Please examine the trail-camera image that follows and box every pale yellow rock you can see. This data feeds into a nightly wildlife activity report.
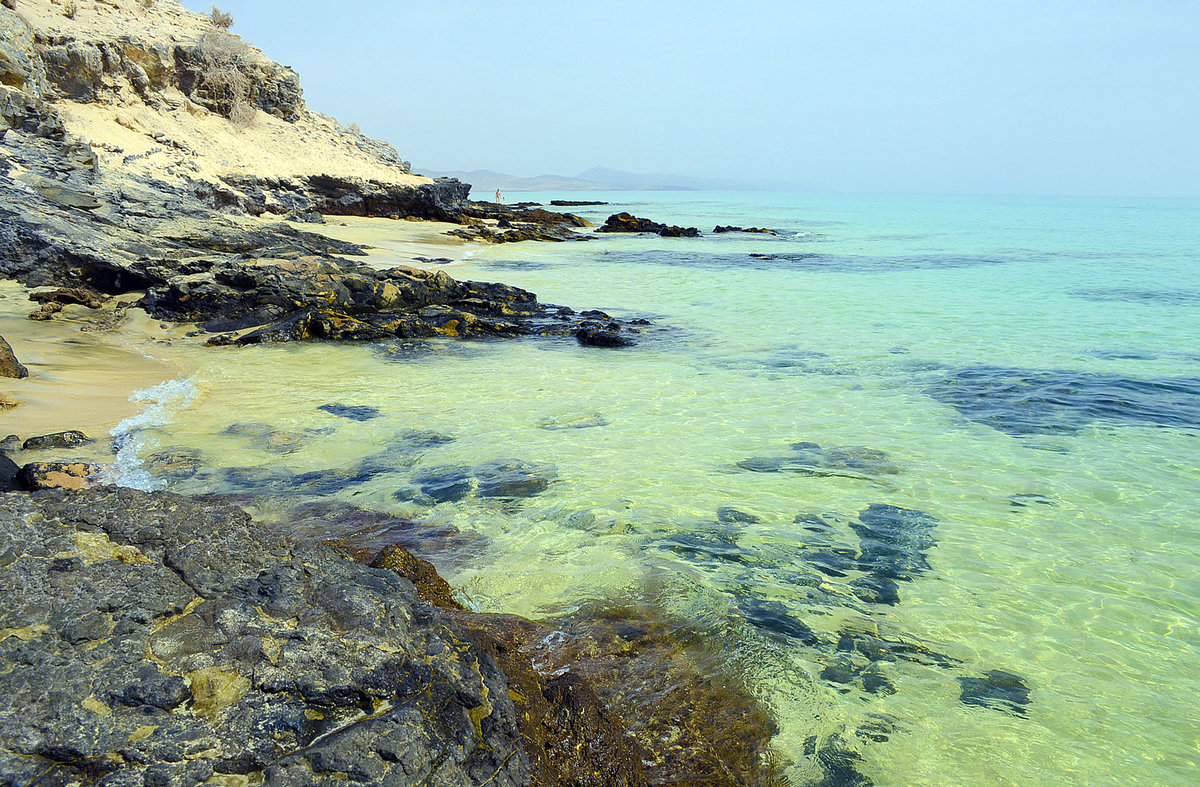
[82,695,112,715]
[0,624,49,642]
[187,667,250,718]
[60,530,153,564]
[127,725,158,742]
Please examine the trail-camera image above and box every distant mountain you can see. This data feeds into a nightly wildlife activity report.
[415,166,815,195]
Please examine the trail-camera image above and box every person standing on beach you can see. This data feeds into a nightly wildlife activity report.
[495,188,504,203]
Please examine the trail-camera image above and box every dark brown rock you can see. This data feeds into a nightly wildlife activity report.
[596,213,698,238]
[28,285,106,309]
[713,225,778,235]
[371,544,463,611]
[0,334,27,378]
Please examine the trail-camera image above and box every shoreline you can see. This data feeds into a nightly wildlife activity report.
[0,1,782,783]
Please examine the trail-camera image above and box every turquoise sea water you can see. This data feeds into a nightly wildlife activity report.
[122,192,1200,785]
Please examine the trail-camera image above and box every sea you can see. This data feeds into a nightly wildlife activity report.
[111,191,1200,785]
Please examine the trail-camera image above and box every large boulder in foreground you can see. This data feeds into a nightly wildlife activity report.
[0,487,531,786]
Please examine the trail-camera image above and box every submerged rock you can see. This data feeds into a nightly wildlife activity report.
[317,403,382,421]
[958,670,1031,716]
[737,441,901,481]
[928,366,1200,435]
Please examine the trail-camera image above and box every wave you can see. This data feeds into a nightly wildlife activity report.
[105,378,200,491]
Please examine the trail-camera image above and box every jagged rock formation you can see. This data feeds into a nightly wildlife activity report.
[0,487,533,786]
[0,487,780,786]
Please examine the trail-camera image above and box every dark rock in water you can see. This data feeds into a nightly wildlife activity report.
[958,670,1031,716]
[848,574,901,605]
[712,225,778,235]
[0,334,29,378]
[412,466,477,503]
[928,366,1200,435]
[17,462,101,490]
[812,734,874,787]
[508,601,781,785]
[475,459,556,498]
[537,412,609,430]
[835,626,960,670]
[318,403,381,421]
[0,488,532,786]
[143,449,203,480]
[281,500,486,567]
[1009,493,1054,508]
[550,200,609,206]
[851,503,938,581]
[223,422,313,453]
[595,212,699,238]
[413,256,453,263]
[855,714,899,744]
[576,321,636,347]
[794,513,859,578]
[737,442,900,480]
[738,597,819,645]
[0,435,20,451]
[22,430,94,450]
[659,529,746,566]
[717,506,760,524]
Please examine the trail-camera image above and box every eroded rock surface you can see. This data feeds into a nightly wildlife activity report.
[0,487,532,786]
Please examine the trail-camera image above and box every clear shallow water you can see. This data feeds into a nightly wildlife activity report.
[120,193,1200,785]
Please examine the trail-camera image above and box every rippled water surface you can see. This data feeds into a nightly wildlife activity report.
[122,193,1200,785]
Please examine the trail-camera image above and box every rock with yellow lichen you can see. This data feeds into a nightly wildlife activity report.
[0,487,532,786]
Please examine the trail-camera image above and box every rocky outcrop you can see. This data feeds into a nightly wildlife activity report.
[596,212,699,238]
[0,487,534,786]
[214,174,471,221]
[0,487,779,786]
[0,333,27,378]
[713,225,777,235]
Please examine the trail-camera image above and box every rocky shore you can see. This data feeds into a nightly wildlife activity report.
[0,1,779,784]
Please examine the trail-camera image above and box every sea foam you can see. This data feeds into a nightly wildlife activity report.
[106,378,200,491]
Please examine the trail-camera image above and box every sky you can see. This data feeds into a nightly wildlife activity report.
[183,1,1200,197]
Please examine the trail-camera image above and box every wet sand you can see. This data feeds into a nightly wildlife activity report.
[0,282,200,452]
[311,215,483,269]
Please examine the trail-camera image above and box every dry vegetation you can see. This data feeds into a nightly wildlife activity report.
[210,4,232,29]
[196,30,255,127]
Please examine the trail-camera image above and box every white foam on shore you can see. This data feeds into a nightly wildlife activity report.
[105,377,200,491]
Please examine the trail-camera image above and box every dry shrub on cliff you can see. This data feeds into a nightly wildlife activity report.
[196,31,255,127]
[210,5,233,29]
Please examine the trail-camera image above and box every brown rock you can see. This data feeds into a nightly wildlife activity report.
[0,393,19,409]
[0,335,27,379]
[29,286,107,309]
[370,544,463,610]
[17,461,102,490]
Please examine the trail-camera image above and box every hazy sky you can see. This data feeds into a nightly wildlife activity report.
[183,1,1199,197]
